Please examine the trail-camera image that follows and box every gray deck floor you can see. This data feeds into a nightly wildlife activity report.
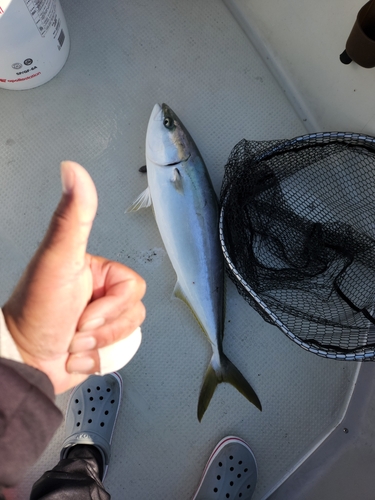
[1,0,359,498]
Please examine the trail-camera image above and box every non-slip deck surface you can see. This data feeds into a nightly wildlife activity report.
[1,1,358,498]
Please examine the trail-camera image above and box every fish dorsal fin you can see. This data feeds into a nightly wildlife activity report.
[125,187,152,213]
[171,168,183,193]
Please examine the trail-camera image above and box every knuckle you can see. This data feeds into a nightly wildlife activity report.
[96,301,146,349]
[129,274,147,296]
[138,301,146,323]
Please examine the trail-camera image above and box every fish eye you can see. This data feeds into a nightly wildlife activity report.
[163,116,174,129]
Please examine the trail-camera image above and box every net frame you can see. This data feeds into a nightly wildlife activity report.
[219,132,375,361]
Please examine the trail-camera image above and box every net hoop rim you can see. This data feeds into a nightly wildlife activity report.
[219,131,375,361]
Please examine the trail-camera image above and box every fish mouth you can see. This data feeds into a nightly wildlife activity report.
[151,103,163,121]
[166,153,191,166]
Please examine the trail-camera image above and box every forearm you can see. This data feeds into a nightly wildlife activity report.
[0,314,63,489]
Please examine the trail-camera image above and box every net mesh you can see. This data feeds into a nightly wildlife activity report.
[219,133,375,360]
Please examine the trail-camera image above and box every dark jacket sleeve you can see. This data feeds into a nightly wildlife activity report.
[0,358,63,489]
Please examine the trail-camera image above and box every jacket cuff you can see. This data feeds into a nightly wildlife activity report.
[0,358,63,488]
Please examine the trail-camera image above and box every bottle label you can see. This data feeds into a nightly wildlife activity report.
[23,0,57,37]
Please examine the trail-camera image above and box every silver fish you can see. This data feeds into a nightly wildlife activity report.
[127,103,261,420]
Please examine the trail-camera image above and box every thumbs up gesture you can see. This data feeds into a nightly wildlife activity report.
[2,161,146,394]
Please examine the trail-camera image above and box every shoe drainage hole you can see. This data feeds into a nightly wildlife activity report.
[247,485,251,489]
[239,494,242,498]
[78,410,82,415]
[217,475,221,480]
[76,422,80,427]
[237,474,242,478]
[75,399,79,403]
[104,410,109,415]
[111,400,115,404]
[91,407,96,412]
[90,397,93,401]
[213,488,218,493]
[218,462,222,467]
[229,456,233,460]
[238,461,242,465]
[226,494,230,499]
[230,481,234,486]
[100,396,103,400]
[97,386,101,390]
[87,389,91,393]
[107,388,111,392]
[100,422,105,427]
[244,468,248,473]
[230,467,234,472]
[88,419,92,423]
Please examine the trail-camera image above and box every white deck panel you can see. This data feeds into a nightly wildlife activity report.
[1,0,360,498]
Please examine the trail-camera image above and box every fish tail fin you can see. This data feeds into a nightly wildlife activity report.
[197,361,219,422]
[197,353,262,422]
[221,353,262,412]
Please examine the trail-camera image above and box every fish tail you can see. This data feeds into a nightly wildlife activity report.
[197,353,262,422]
[197,361,219,422]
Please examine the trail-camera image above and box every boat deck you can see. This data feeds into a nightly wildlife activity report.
[2,0,372,498]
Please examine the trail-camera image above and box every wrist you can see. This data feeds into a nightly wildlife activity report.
[0,308,25,363]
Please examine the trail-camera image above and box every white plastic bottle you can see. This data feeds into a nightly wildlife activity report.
[0,0,70,90]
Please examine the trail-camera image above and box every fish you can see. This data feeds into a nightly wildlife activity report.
[127,103,262,420]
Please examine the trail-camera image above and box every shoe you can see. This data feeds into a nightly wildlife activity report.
[60,372,122,480]
[192,436,257,499]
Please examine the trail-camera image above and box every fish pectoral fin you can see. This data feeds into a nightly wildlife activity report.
[171,168,183,192]
[125,187,152,213]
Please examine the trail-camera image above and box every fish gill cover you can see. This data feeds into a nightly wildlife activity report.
[220,132,375,361]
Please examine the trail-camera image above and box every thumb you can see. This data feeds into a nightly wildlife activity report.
[40,161,98,269]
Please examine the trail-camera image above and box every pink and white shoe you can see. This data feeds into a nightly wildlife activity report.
[192,436,257,500]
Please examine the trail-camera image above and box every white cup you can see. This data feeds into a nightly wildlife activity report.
[0,0,70,90]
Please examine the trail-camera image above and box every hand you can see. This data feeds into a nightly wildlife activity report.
[2,161,146,394]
